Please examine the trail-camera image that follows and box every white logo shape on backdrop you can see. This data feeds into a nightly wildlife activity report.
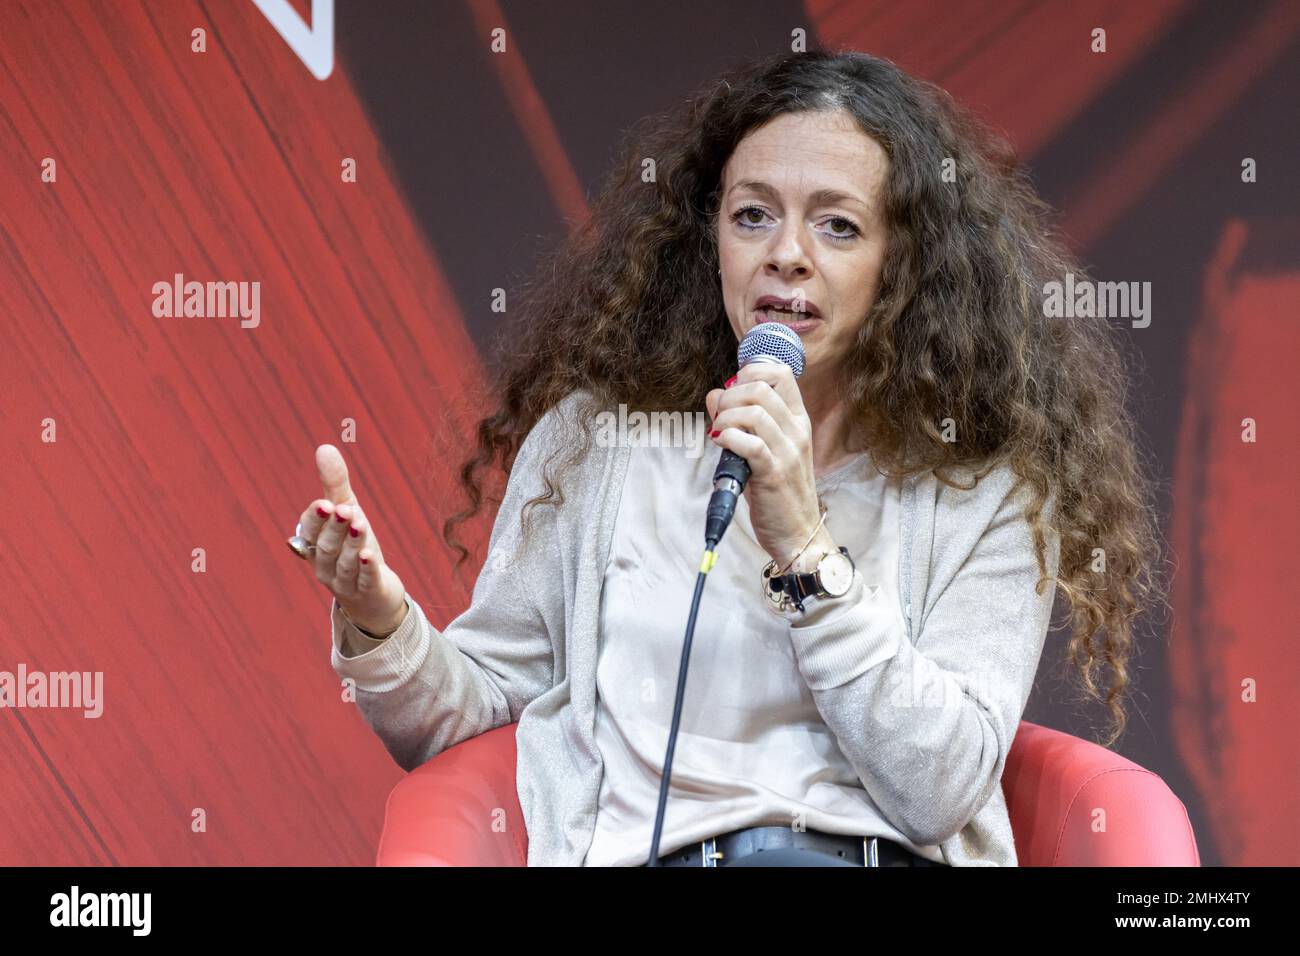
[252,0,334,80]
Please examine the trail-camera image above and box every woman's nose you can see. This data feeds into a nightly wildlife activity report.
[767,224,813,276]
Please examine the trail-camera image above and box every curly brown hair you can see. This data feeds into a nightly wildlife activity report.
[438,50,1169,749]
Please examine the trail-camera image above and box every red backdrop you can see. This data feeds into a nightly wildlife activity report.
[2,0,1296,865]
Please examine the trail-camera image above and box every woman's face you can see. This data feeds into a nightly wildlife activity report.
[716,109,890,378]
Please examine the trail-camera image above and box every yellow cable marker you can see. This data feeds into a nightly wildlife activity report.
[699,550,718,574]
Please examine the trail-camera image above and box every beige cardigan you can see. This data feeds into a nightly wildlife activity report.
[329,389,1062,865]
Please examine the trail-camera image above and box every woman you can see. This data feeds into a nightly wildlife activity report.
[293,51,1166,867]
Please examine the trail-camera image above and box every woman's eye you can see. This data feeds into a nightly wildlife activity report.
[733,206,768,228]
[826,217,862,240]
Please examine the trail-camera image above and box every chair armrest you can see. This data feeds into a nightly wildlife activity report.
[1004,720,1201,866]
[376,723,527,866]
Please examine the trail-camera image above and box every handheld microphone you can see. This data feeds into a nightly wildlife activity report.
[703,322,806,548]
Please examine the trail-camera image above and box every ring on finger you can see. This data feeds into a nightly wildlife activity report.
[287,521,317,560]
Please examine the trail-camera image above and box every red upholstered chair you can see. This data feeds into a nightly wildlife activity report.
[375,720,1201,866]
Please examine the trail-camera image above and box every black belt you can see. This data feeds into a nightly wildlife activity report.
[640,826,947,867]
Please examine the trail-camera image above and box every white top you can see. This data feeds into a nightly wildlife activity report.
[583,424,945,866]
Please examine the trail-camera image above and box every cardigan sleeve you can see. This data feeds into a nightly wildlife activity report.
[327,406,566,773]
[784,468,1060,847]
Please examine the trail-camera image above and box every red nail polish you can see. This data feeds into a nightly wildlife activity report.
[349,526,360,538]
[725,374,738,389]
[711,429,720,438]
[335,513,347,523]
[317,506,330,518]
[360,556,369,565]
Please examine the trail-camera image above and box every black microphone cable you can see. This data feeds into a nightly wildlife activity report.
[645,545,718,866]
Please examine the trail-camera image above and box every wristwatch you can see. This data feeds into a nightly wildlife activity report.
[762,546,856,614]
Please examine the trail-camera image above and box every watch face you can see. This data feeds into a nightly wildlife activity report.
[819,551,854,597]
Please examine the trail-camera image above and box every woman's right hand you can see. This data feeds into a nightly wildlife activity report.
[298,444,408,636]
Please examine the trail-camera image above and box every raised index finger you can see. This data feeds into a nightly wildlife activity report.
[315,443,357,506]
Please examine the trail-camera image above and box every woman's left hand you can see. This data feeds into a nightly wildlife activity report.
[705,362,831,571]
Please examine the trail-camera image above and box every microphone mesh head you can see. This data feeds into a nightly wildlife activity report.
[737,321,806,377]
